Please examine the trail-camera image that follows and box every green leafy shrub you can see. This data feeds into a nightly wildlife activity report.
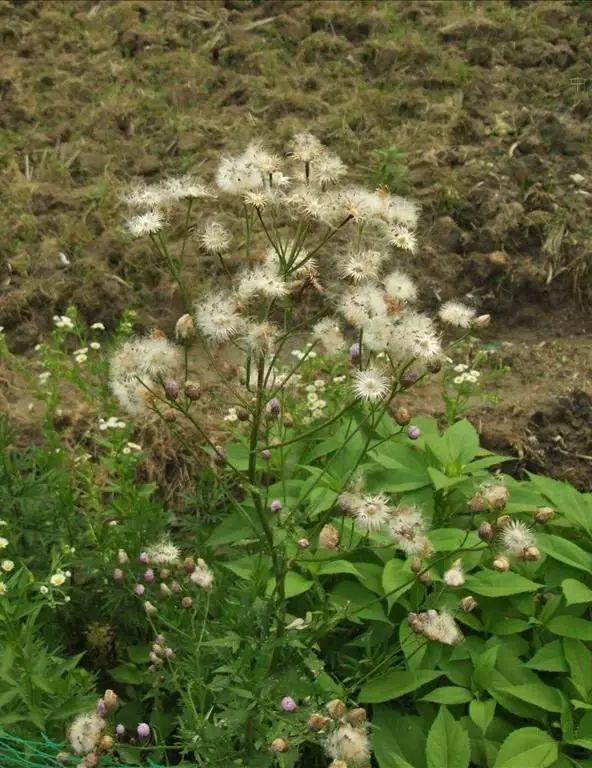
[1,134,592,768]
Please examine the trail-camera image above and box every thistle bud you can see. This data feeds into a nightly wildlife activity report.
[164,378,180,400]
[270,499,282,513]
[171,580,182,593]
[496,514,511,528]
[144,568,155,583]
[139,552,150,565]
[160,583,172,596]
[159,569,170,580]
[460,595,478,612]
[407,425,421,440]
[308,713,331,731]
[474,314,491,328]
[326,699,347,719]
[484,484,509,510]
[184,557,196,573]
[113,568,125,583]
[213,445,226,466]
[117,549,129,565]
[266,398,281,417]
[297,537,310,549]
[349,343,361,363]
[162,408,177,423]
[411,557,422,573]
[493,554,510,572]
[523,546,541,561]
[137,723,150,741]
[401,370,419,387]
[394,407,411,426]
[261,449,272,461]
[98,735,114,752]
[478,521,494,541]
[319,524,340,550]
[144,601,157,616]
[427,358,442,374]
[469,493,487,513]
[238,409,250,422]
[419,570,433,585]
[181,596,193,608]
[115,724,125,739]
[284,412,294,427]
[534,506,555,524]
[103,689,119,714]
[184,381,202,401]
[175,313,196,341]
[270,737,289,753]
[408,612,422,633]
[347,707,367,724]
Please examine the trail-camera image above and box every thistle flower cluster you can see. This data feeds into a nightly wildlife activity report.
[408,609,463,646]
[306,699,370,767]
[111,133,485,418]
[68,689,119,765]
[339,482,431,557]
[114,541,214,616]
[149,633,175,671]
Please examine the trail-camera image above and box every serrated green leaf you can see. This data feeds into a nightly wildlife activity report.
[360,670,442,704]
[493,727,558,768]
[562,578,592,606]
[469,699,496,735]
[496,682,562,712]
[525,640,568,672]
[547,616,592,641]
[465,570,540,597]
[420,686,472,704]
[564,639,592,700]
[425,706,470,768]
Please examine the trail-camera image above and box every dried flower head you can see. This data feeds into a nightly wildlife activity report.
[388,505,430,556]
[501,520,536,556]
[194,291,244,343]
[352,368,390,402]
[319,524,340,550]
[190,558,215,590]
[126,210,165,238]
[323,723,371,766]
[69,713,106,755]
[145,539,181,566]
[410,609,463,646]
[438,301,476,328]
[443,559,465,587]
[200,221,231,253]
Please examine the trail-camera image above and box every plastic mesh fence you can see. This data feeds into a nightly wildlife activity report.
[0,729,165,768]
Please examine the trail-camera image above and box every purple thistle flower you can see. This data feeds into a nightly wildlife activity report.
[139,552,150,565]
[144,568,155,583]
[115,724,125,739]
[134,583,145,597]
[408,425,421,440]
[270,499,282,513]
[349,343,361,362]
[267,398,281,417]
[281,696,298,712]
[137,723,150,740]
[164,378,180,400]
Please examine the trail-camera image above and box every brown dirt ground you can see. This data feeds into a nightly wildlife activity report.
[1,0,591,486]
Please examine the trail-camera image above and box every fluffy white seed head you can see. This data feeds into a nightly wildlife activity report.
[352,368,390,402]
[389,505,430,556]
[145,540,181,566]
[353,493,393,533]
[323,724,370,765]
[501,520,536,556]
[339,249,385,284]
[200,221,231,253]
[312,318,345,355]
[126,210,165,238]
[195,292,245,343]
[383,270,418,303]
[443,559,465,587]
[439,301,476,328]
[69,713,106,755]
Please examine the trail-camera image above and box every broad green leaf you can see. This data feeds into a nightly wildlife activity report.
[496,682,562,712]
[425,706,470,768]
[330,582,389,624]
[493,727,558,768]
[360,670,441,704]
[109,663,144,685]
[206,508,260,546]
[562,578,592,606]
[429,528,472,551]
[537,534,592,572]
[564,639,592,700]
[547,616,592,641]
[271,572,313,599]
[372,707,426,768]
[472,645,498,690]
[529,474,592,534]
[420,686,473,704]
[315,559,363,578]
[223,554,271,581]
[382,559,413,610]
[428,467,466,490]
[444,419,480,465]
[525,640,568,672]
[469,699,496,735]
[465,570,540,597]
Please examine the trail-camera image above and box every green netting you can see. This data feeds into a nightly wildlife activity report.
[0,729,164,768]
